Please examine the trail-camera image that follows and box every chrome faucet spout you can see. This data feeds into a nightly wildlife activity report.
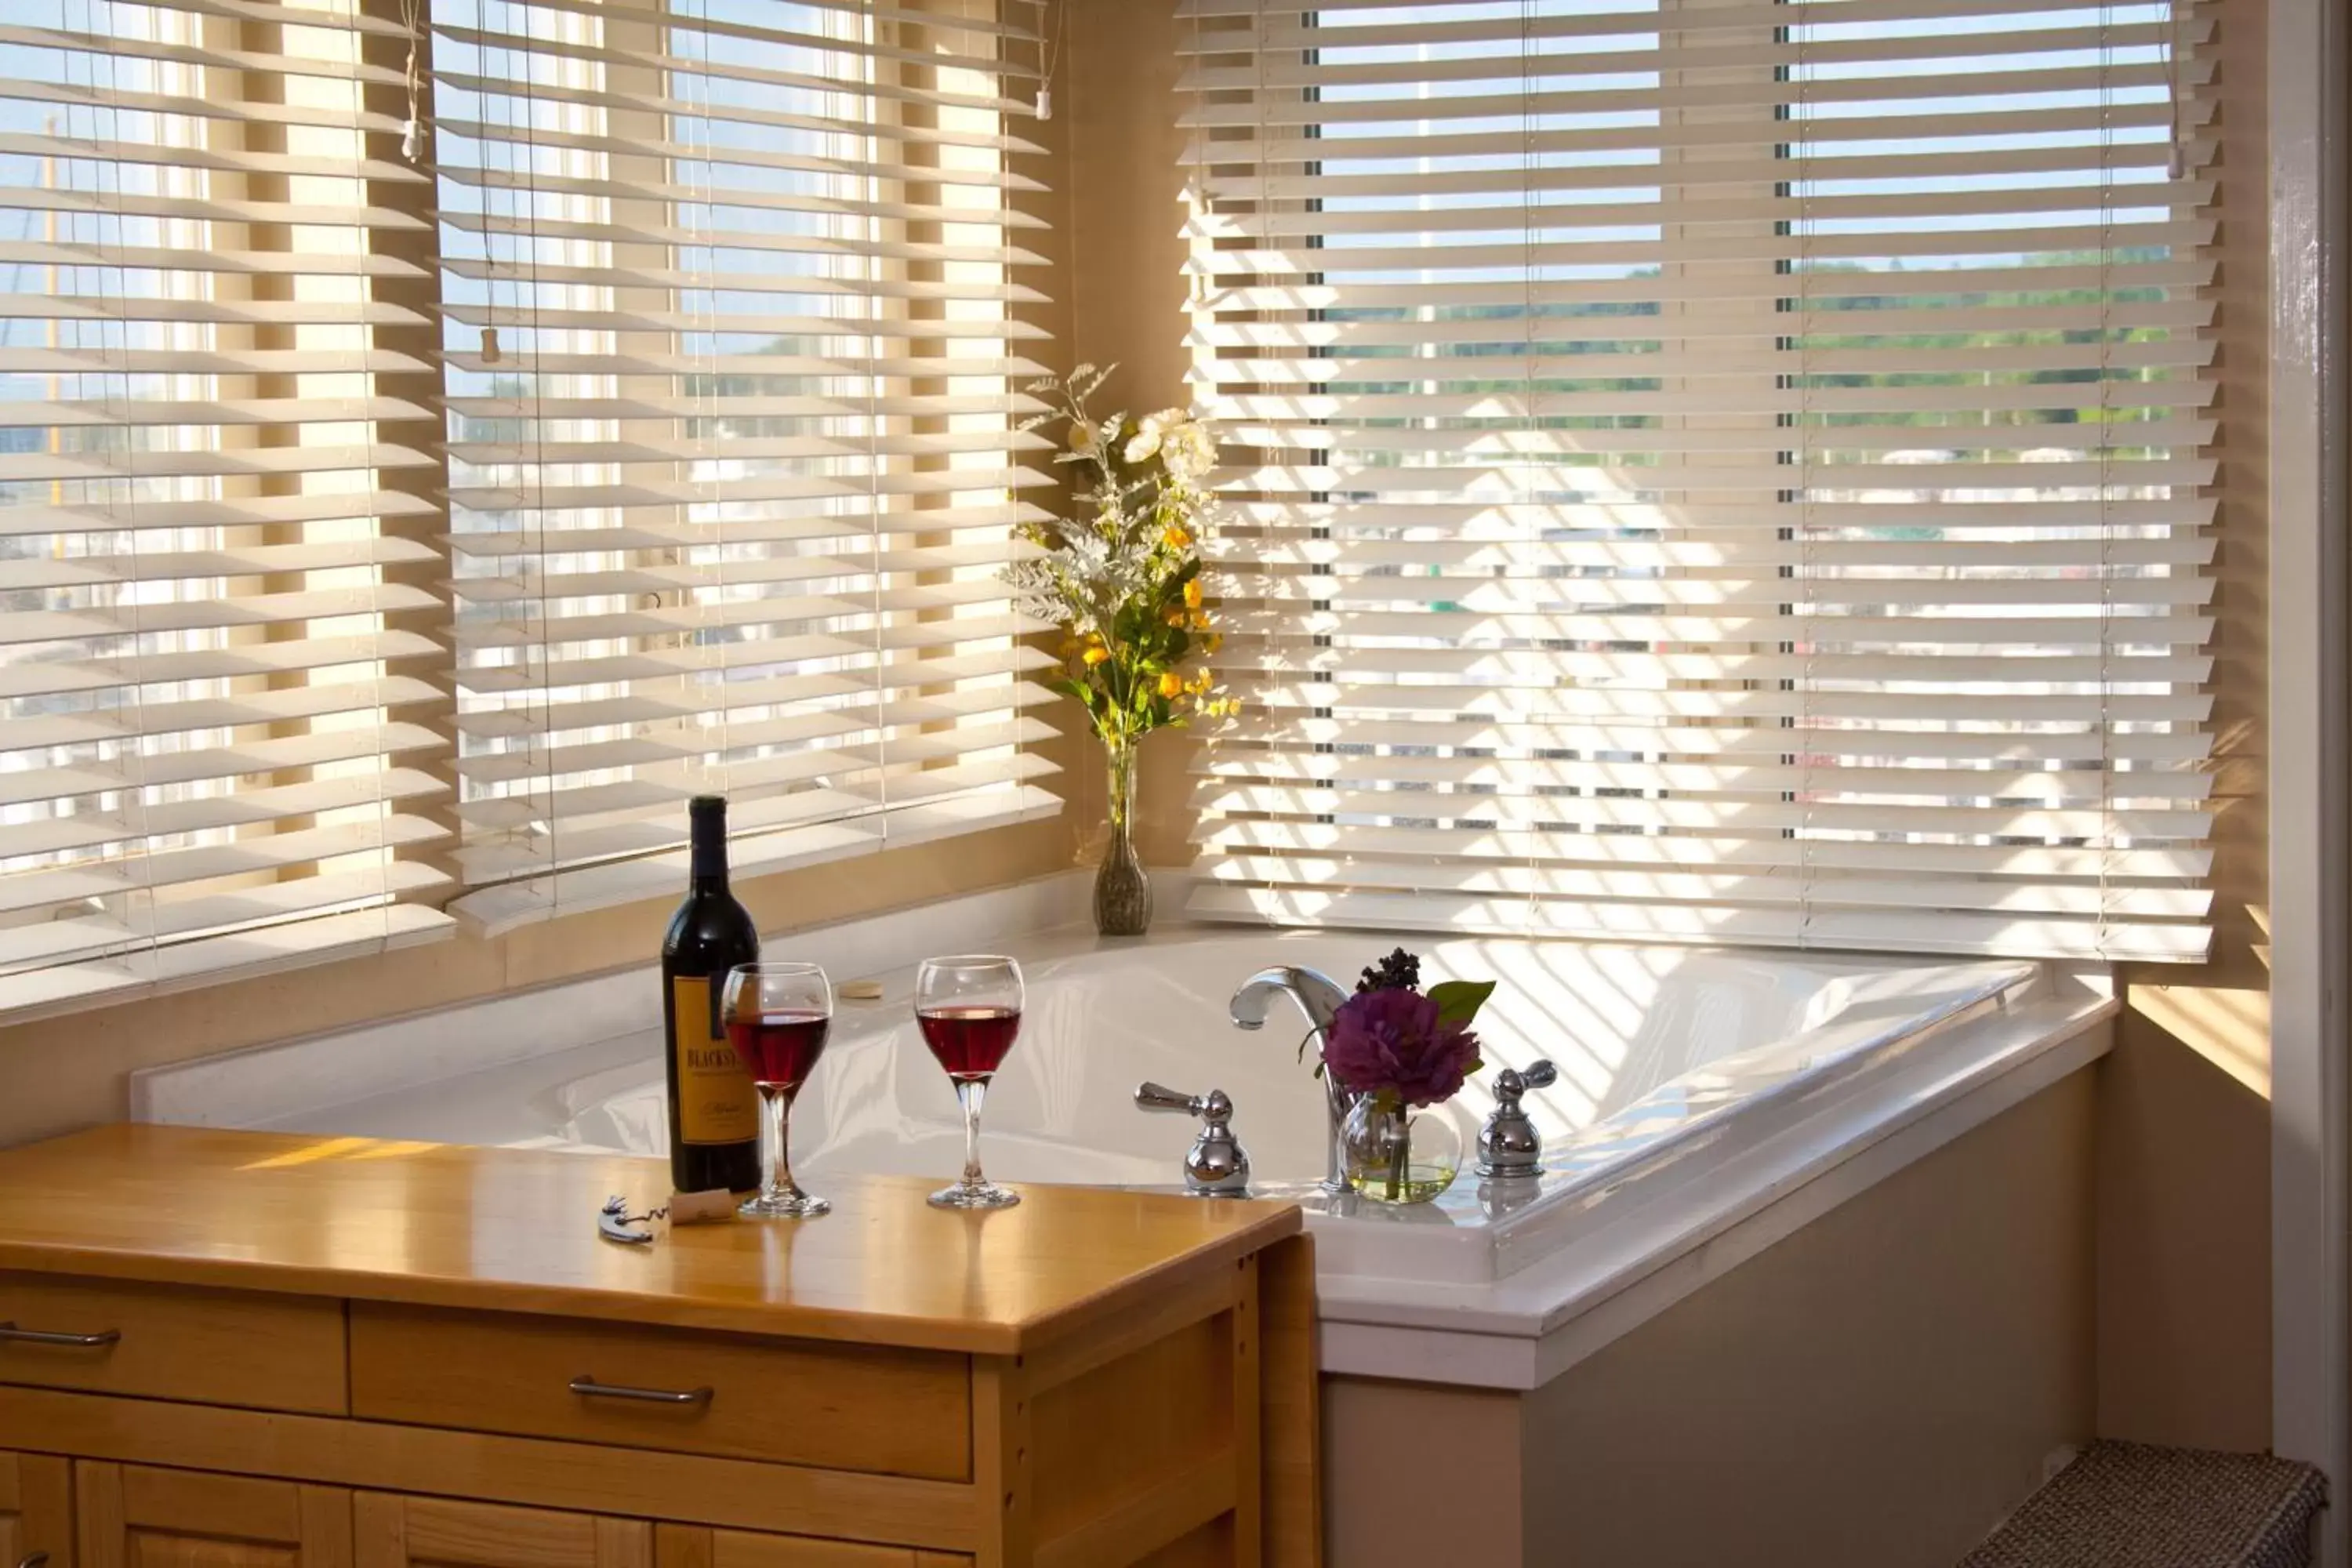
[1228,965,1358,1194]
[1229,964,1348,1036]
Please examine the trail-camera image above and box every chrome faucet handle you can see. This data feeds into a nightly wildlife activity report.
[1134,1082,1251,1196]
[1476,1059,1557,1180]
[1136,1081,1218,1116]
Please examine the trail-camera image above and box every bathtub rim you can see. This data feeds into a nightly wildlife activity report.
[129,866,2120,1389]
[1311,988,2115,1389]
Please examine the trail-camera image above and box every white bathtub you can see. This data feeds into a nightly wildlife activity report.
[133,880,2115,1385]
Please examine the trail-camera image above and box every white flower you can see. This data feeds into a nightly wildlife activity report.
[1123,407,1188,464]
[1160,420,1216,481]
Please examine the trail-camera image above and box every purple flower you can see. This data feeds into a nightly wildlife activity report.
[1323,986,1483,1109]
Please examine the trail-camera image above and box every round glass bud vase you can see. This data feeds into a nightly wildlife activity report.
[1341,1098,1463,1205]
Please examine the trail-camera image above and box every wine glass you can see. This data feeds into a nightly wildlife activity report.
[720,961,832,1218]
[915,954,1024,1210]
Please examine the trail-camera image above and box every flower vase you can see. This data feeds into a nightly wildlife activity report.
[1341,1098,1462,1205]
[1094,739,1152,937]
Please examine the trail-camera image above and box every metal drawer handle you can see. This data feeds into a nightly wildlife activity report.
[24,1552,53,1568]
[568,1375,712,1407]
[0,1321,120,1349]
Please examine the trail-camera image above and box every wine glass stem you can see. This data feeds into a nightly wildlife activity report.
[953,1077,989,1188]
[760,1083,797,1201]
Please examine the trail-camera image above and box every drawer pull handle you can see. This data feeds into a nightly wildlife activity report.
[0,1321,120,1349]
[23,1552,53,1568]
[568,1375,712,1407]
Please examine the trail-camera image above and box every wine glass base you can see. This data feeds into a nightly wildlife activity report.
[927,1180,1020,1210]
[739,1191,830,1219]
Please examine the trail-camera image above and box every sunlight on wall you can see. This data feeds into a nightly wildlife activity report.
[2126,984,2270,1098]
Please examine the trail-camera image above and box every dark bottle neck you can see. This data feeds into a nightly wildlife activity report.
[688,811,730,889]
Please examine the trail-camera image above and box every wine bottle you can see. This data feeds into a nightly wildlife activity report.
[662,795,761,1194]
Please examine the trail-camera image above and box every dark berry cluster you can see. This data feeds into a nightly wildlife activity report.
[1356,947,1422,994]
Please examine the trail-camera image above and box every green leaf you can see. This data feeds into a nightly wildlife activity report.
[1426,978,1496,1027]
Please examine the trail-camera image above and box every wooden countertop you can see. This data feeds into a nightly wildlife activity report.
[0,1123,1300,1356]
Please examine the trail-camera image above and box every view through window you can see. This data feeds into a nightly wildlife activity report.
[1178,0,2220,960]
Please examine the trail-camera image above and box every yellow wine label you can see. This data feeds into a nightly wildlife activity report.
[672,975,757,1145]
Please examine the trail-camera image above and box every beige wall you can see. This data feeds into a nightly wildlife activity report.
[1324,1066,2101,1568]
[2098,0,2277,1452]
[1059,0,1200,868]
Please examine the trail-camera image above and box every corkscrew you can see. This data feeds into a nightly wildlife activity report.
[597,1194,666,1245]
[595,1190,738,1245]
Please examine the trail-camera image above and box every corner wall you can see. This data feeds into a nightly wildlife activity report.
[1057,0,1200,869]
[2097,0,2276,1453]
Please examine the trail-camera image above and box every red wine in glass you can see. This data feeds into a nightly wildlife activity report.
[915,956,1025,1210]
[727,1011,829,1090]
[719,961,831,1220]
[917,1005,1022,1083]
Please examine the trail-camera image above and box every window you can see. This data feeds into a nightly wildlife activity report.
[432,0,1061,935]
[0,0,1056,1014]
[0,0,452,1017]
[1178,0,2219,960]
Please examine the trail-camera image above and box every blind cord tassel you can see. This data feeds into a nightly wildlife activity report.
[400,0,426,164]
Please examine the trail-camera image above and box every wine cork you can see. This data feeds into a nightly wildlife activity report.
[837,978,885,1001]
[667,1189,739,1225]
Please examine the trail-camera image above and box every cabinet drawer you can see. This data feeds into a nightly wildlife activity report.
[0,1272,346,1414]
[349,1303,971,1481]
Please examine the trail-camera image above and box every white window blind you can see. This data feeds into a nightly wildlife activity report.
[0,0,456,1021]
[1178,0,2220,961]
[434,0,1062,936]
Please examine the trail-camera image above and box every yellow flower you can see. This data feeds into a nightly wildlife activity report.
[1083,645,1110,666]
[1205,633,1224,655]
[1165,608,1188,627]
[1157,670,1185,699]
[1183,579,1203,609]
[1190,669,1214,694]
[1189,611,1210,632]
[1161,524,1192,550]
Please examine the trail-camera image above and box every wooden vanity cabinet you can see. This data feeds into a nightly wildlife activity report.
[0,1127,1321,1568]
[0,1451,71,1568]
[352,1500,971,1568]
[74,1465,350,1568]
[354,1496,653,1568]
[660,1521,970,1568]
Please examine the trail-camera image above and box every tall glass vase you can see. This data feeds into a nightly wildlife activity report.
[1094,738,1152,936]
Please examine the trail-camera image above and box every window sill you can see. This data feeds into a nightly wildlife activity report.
[0,904,456,1031]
